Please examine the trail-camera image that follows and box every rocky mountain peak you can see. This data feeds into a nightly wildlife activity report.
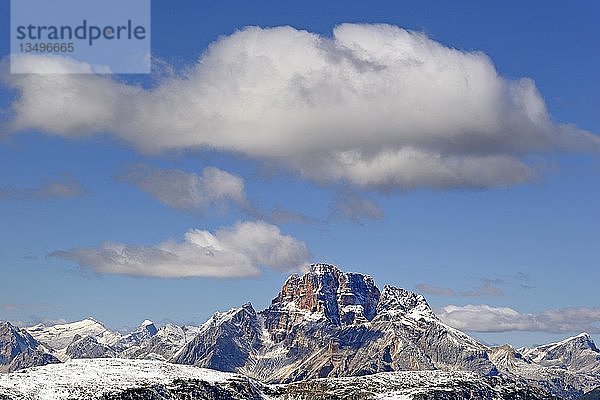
[0,322,32,362]
[520,332,600,375]
[489,344,532,371]
[307,263,344,276]
[0,321,19,335]
[113,320,159,354]
[268,263,380,327]
[26,318,121,352]
[374,285,435,322]
[65,335,115,359]
[567,333,598,351]
[529,332,599,355]
[172,303,262,371]
[0,322,59,372]
[137,320,158,338]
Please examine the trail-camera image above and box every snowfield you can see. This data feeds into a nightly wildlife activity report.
[0,359,248,400]
[0,358,556,400]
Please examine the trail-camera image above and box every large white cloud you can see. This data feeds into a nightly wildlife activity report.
[438,304,600,334]
[50,221,311,278]
[4,24,599,189]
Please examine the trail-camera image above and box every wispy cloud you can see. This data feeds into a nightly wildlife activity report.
[50,221,311,278]
[21,252,37,260]
[417,278,504,298]
[328,192,384,223]
[118,164,249,213]
[0,302,52,313]
[0,176,87,200]
[515,271,535,289]
[118,164,316,224]
[437,304,600,334]
[4,24,597,191]
[264,205,317,225]
[1,303,18,311]
[10,317,68,328]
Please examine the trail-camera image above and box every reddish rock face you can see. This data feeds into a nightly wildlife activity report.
[268,264,381,328]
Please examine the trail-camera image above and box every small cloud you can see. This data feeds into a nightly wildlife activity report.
[0,176,87,201]
[119,164,317,225]
[460,285,503,297]
[461,279,504,297]
[437,304,600,334]
[11,317,68,328]
[515,272,530,282]
[34,178,87,199]
[267,205,316,225]
[0,187,19,199]
[415,284,458,297]
[416,279,504,298]
[0,302,53,313]
[329,192,384,223]
[118,164,248,213]
[21,252,37,260]
[1,303,18,311]
[50,220,311,278]
[515,271,535,289]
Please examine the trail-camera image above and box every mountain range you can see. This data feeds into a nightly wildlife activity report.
[1,263,599,399]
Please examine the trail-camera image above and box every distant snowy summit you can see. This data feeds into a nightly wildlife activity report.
[1,263,599,399]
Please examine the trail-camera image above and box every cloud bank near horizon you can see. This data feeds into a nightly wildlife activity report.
[50,221,311,278]
[438,304,600,334]
[4,23,598,191]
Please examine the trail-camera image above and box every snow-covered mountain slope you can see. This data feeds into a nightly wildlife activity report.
[113,320,158,352]
[521,333,600,373]
[0,358,555,400]
[26,318,120,356]
[172,302,263,372]
[0,358,270,400]
[489,343,600,399]
[0,322,59,373]
[65,335,116,359]
[14,317,201,366]
[119,323,201,361]
[281,369,556,400]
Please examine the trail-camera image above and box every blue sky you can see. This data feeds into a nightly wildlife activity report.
[0,0,599,347]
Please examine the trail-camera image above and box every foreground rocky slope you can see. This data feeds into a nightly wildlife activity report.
[0,358,556,400]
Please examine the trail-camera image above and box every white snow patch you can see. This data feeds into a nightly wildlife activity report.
[0,358,242,400]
